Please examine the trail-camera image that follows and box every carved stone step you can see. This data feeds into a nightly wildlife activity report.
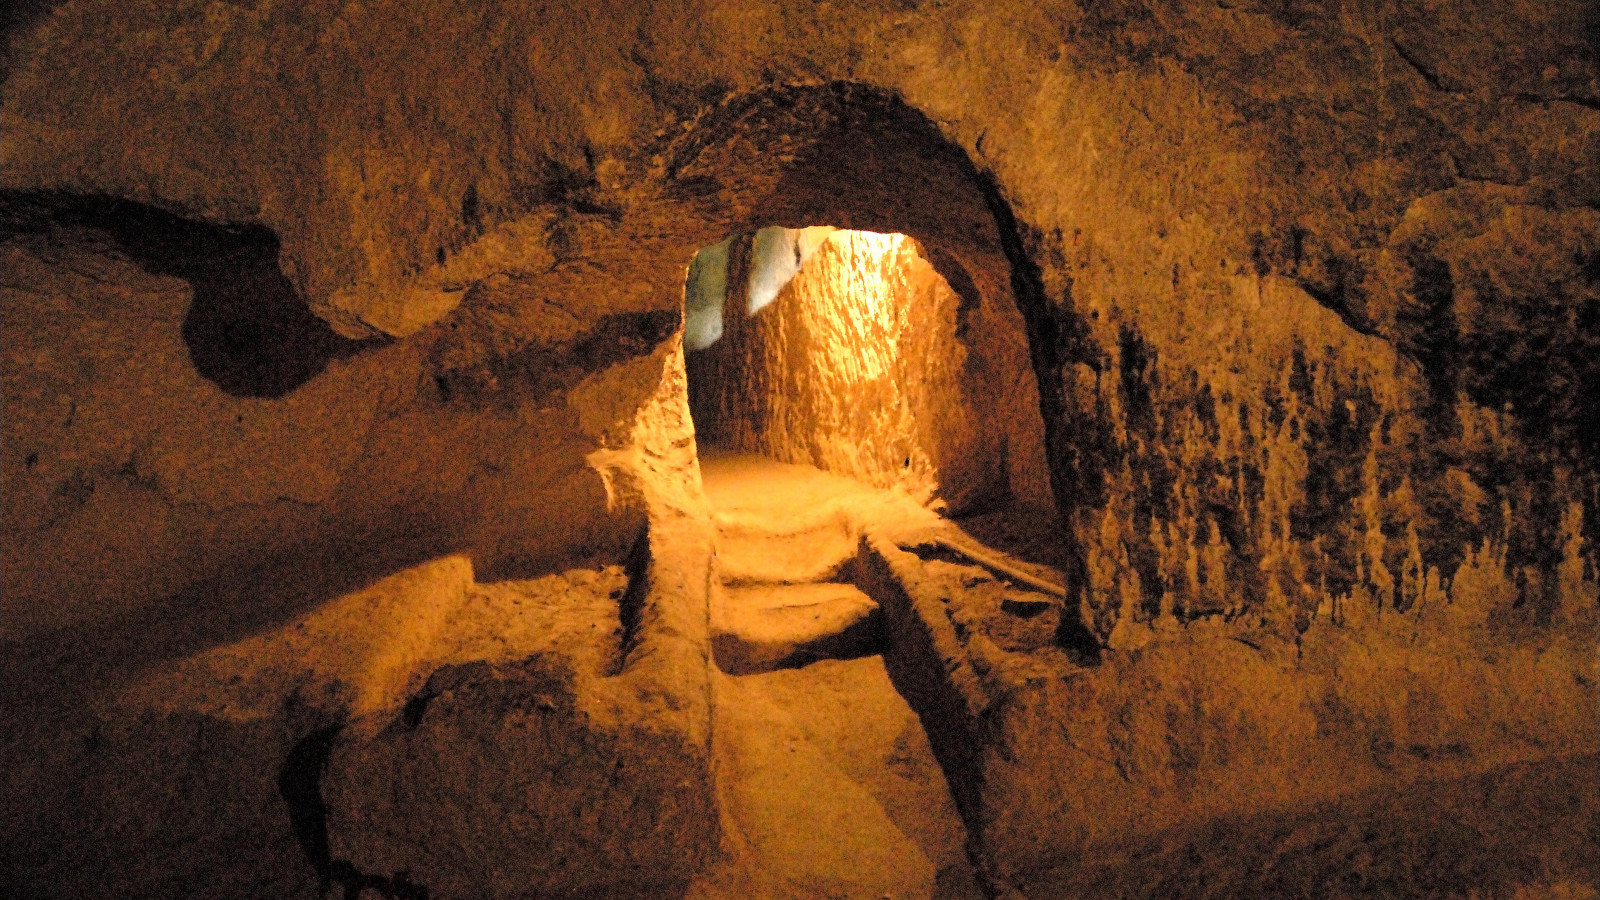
[712,508,860,585]
[712,583,881,675]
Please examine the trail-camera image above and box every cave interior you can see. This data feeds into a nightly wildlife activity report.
[1,4,1598,899]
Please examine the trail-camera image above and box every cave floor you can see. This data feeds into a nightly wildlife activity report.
[688,451,984,899]
[696,449,941,536]
[692,656,984,900]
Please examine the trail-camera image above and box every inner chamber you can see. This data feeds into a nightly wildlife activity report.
[683,224,1005,514]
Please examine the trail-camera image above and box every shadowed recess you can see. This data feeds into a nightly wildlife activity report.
[0,191,385,397]
[279,725,431,900]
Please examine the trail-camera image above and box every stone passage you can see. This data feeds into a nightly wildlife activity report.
[684,227,1030,515]
[690,453,984,900]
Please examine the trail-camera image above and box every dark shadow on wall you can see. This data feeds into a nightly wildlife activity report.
[0,191,385,397]
[279,724,431,900]
[1587,0,1600,63]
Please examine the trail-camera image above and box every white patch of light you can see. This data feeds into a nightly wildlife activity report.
[747,226,838,315]
[683,237,731,350]
[747,227,800,315]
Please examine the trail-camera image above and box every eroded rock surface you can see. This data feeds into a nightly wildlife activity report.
[3,553,717,899]
[3,1,1598,896]
[857,519,1599,895]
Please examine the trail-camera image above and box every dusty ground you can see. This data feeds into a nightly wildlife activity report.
[1022,752,1600,900]
[690,451,983,899]
[693,658,984,900]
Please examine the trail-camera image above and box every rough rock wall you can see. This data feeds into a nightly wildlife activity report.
[3,0,1598,893]
[688,230,1009,511]
[0,214,721,896]
[861,1,1600,639]
[7,2,1592,639]
[861,527,1598,892]
[0,217,668,637]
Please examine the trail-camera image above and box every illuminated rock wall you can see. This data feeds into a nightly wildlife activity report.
[1,0,1596,895]
[689,231,1008,511]
[863,4,1600,640]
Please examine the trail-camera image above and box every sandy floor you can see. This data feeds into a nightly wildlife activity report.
[690,451,982,899]
[693,658,983,900]
[699,450,887,513]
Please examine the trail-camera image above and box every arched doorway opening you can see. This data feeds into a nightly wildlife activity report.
[657,82,1079,899]
[678,222,993,892]
[684,225,1002,512]
[659,81,1058,517]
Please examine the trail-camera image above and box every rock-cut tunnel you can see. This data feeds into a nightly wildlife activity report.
[1,61,1595,900]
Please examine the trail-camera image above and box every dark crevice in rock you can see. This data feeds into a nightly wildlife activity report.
[1511,92,1600,111]
[327,867,430,900]
[510,153,623,223]
[1117,322,1157,436]
[0,191,387,398]
[611,524,652,676]
[459,183,482,233]
[1394,249,1461,428]
[1588,1,1600,61]
[1390,39,1455,93]
[278,725,430,900]
[971,180,1104,663]
[1453,264,1600,474]
[1250,225,1383,338]
[400,689,435,730]
[1288,358,1382,601]
[1115,322,1179,619]
[279,725,342,883]
[1296,271,1382,339]
[924,244,985,335]
[1442,150,1531,188]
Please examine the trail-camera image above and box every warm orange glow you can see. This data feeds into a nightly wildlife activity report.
[800,230,907,380]
[842,230,900,255]
[685,226,979,506]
